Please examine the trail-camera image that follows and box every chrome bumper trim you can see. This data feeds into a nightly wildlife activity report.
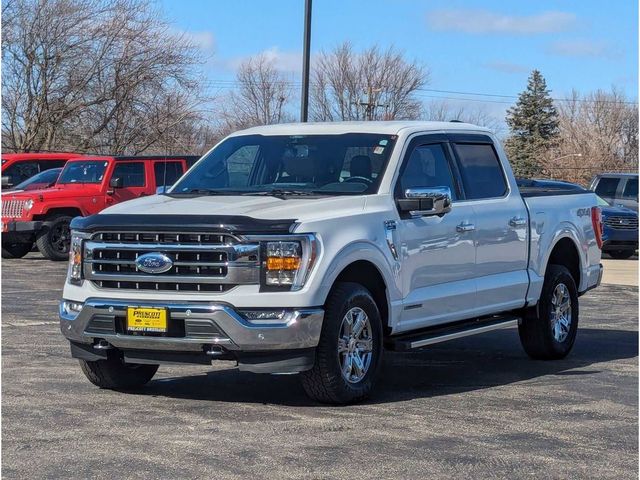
[60,299,324,352]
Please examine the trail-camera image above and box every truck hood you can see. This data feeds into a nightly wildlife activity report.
[100,194,368,223]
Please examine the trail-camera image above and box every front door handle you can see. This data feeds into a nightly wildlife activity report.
[509,216,527,227]
[456,222,475,232]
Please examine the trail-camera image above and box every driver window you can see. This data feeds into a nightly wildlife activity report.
[398,144,457,200]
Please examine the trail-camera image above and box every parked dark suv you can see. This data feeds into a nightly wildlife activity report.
[590,173,638,212]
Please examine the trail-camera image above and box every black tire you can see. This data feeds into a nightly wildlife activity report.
[301,282,383,404]
[519,265,579,360]
[1,242,33,259]
[79,355,158,390]
[36,215,72,261]
[608,250,634,260]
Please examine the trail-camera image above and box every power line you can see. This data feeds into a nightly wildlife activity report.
[199,79,639,105]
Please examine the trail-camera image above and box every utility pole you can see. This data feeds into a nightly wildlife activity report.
[300,0,312,122]
[354,87,387,120]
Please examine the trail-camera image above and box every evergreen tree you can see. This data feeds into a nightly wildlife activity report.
[505,70,559,177]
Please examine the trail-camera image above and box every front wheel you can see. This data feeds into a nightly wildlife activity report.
[518,264,579,360]
[1,242,32,259]
[79,356,158,390]
[36,215,72,261]
[301,282,383,404]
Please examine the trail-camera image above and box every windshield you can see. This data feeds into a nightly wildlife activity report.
[13,168,61,190]
[171,133,397,196]
[596,195,611,207]
[58,160,108,184]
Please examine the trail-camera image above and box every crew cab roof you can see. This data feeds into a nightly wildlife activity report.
[230,121,492,137]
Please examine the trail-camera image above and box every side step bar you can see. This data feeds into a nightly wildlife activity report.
[386,315,520,351]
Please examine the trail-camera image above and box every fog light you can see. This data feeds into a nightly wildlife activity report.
[62,300,83,315]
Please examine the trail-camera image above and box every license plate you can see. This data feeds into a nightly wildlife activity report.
[127,307,167,333]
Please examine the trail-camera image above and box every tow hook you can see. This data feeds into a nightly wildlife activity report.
[204,345,225,356]
[93,339,113,350]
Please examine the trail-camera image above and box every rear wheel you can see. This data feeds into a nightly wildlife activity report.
[608,250,634,260]
[519,265,579,360]
[36,215,72,260]
[1,242,32,259]
[301,282,383,404]
[79,355,158,390]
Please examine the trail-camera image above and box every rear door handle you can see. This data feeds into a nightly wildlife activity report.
[456,223,475,232]
[509,217,527,227]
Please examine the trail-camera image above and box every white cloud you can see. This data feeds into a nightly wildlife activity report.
[180,31,216,51]
[228,47,303,73]
[484,61,529,74]
[547,39,616,58]
[426,10,576,35]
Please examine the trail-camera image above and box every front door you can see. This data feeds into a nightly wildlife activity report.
[395,136,477,332]
[108,161,148,204]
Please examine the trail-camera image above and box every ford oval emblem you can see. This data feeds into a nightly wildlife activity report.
[136,252,173,274]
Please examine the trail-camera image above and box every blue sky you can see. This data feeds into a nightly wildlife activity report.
[159,0,638,122]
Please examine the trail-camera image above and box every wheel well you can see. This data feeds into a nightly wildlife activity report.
[33,207,83,221]
[547,238,581,287]
[333,260,390,334]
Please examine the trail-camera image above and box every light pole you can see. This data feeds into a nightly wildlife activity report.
[300,0,312,122]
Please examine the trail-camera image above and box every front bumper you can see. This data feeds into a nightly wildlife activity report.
[60,298,324,371]
[2,220,44,233]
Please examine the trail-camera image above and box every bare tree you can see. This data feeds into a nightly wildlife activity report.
[218,54,292,132]
[542,88,638,184]
[2,0,207,154]
[310,42,428,121]
[424,100,504,134]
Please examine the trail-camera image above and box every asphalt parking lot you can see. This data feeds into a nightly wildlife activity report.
[2,254,638,479]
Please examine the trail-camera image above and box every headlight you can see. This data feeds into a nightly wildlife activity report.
[67,231,89,285]
[23,199,34,211]
[250,234,319,291]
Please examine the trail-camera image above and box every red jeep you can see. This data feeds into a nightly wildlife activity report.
[2,152,83,189]
[1,155,199,260]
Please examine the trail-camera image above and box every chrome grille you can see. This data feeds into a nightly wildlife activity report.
[604,216,638,230]
[2,199,25,218]
[84,231,260,292]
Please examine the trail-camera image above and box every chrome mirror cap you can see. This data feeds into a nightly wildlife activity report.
[398,186,452,217]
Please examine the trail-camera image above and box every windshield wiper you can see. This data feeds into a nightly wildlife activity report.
[241,189,318,199]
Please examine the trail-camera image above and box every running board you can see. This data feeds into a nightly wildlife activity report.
[386,315,520,351]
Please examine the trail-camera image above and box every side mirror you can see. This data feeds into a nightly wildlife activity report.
[398,187,452,217]
[2,176,12,188]
[109,177,123,188]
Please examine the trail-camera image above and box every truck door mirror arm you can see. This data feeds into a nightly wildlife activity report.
[397,187,453,218]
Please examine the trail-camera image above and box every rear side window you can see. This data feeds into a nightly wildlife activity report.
[154,161,184,187]
[595,177,620,197]
[398,144,458,199]
[622,178,638,199]
[112,162,145,187]
[454,143,507,199]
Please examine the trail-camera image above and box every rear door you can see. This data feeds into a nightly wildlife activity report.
[619,177,638,212]
[449,135,529,315]
[395,134,477,331]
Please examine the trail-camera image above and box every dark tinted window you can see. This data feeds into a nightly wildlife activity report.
[38,160,66,170]
[595,177,620,197]
[154,161,184,187]
[454,143,507,199]
[622,178,638,198]
[398,144,457,199]
[4,161,39,185]
[112,162,145,187]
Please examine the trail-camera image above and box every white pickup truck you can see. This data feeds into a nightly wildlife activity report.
[60,121,603,404]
